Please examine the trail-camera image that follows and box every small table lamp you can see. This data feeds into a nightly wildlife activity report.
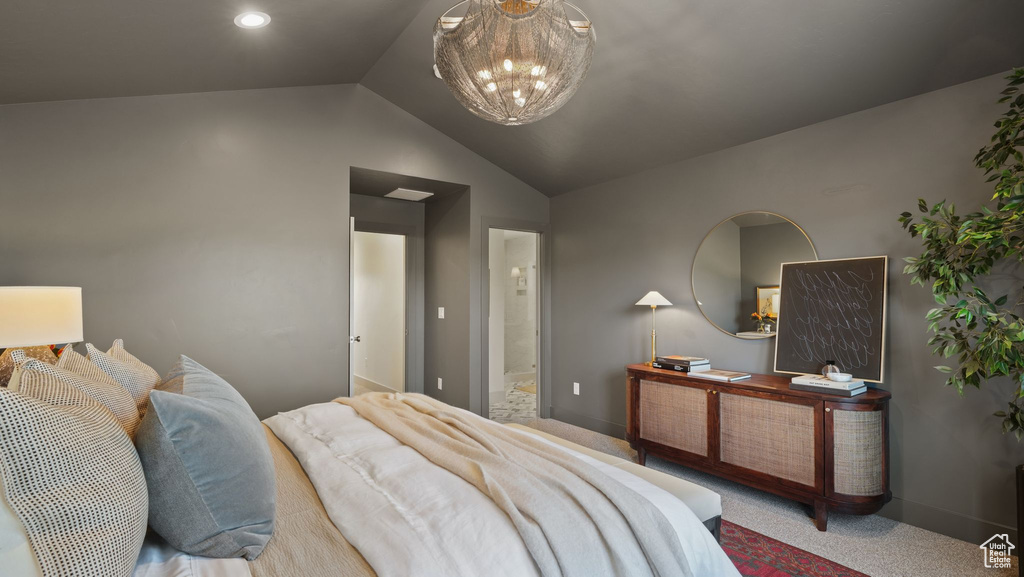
[0,287,84,387]
[636,291,672,365]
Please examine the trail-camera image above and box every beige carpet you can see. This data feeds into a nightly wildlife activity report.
[524,418,1017,577]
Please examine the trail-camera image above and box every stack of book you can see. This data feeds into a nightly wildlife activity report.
[652,356,710,373]
[652,356,753,382]
[789,375,867,397]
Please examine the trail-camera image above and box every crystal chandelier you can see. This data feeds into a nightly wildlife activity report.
[433,0,596,126]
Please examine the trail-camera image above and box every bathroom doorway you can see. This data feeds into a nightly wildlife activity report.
[487,228,540,423]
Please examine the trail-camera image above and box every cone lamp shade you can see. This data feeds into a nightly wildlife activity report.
[0,287,83,348]
[636,291,672,307]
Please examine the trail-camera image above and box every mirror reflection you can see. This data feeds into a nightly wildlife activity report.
[692,212,817,339]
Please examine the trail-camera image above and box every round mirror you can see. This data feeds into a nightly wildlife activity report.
[692,212,817,339]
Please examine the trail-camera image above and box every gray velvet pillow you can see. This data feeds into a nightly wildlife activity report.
[135,356,275,560]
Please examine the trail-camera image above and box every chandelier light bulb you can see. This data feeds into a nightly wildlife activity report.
[433,0,596,126]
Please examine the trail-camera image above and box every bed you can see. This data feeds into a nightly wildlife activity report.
[145,396,737,577]
[1,343,738,577]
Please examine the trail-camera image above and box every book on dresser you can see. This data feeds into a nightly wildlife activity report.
[789,383,868,397]
[655,355,709,365]
[652,361,711,372]
[683,369,751,382]
[789,375,867,396]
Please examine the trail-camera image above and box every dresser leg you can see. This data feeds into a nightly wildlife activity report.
[813,500,828,531]
[637,446,647,466]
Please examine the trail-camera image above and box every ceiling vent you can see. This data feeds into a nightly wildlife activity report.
[385,188,434,202]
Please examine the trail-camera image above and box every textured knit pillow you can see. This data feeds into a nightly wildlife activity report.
[58,346,124,388]
[0,383,148,577]
[86,339,160,415]
[136,355,275,560]
[11,356,141,438]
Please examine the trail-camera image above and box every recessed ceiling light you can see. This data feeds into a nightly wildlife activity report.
[235,12,271,29]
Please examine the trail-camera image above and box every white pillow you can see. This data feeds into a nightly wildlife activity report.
[0,383,148,577]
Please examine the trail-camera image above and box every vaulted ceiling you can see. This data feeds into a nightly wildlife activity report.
[0,0,433,103]
[3,0,1023,195]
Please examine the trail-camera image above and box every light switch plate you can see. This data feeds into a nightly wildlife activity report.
[438,377,443,390]
[438,307,445,319]
[573,382,580,395]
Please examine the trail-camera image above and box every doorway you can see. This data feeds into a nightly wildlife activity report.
[487,228,540,423]
[350,229,406,395]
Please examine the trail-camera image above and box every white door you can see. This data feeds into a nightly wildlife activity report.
[349,217,356,396]
[350,230,407,396]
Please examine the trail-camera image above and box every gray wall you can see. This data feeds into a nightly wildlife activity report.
[550,72,1024,544]
[0,83,547,419]
[425,191,471,407]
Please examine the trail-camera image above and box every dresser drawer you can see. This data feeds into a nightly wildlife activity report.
[639,379,708,458]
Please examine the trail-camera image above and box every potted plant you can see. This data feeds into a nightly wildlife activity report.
[899,67,1023,570]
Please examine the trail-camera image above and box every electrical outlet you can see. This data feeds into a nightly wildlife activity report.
[438,378,443,390]
[438,307,445,319]
[573,382,580,395]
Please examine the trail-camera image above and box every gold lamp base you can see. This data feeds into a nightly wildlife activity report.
[648,307,658,365]
[0,345,58,387]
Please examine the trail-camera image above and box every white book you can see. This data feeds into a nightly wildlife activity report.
[686,369,751,382]
[790,375,865,390]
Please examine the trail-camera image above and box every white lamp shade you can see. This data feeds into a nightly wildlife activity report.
[0,287,83,348]
[636,291,672,307]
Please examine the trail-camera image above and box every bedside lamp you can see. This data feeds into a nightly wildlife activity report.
[635,291,672,365]
[0,287,84,387]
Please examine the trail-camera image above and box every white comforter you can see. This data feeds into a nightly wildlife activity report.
[265,401,738,577]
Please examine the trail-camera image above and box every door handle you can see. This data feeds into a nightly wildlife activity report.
[350,336,362,343]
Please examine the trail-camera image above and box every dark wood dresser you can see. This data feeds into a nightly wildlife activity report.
[626,364,891,531]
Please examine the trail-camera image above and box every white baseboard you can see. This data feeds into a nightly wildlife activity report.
[353,374,401,394]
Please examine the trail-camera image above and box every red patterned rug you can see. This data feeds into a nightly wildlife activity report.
[721,521,869,577]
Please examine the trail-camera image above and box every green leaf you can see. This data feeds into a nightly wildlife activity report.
[901,70,1024,441]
